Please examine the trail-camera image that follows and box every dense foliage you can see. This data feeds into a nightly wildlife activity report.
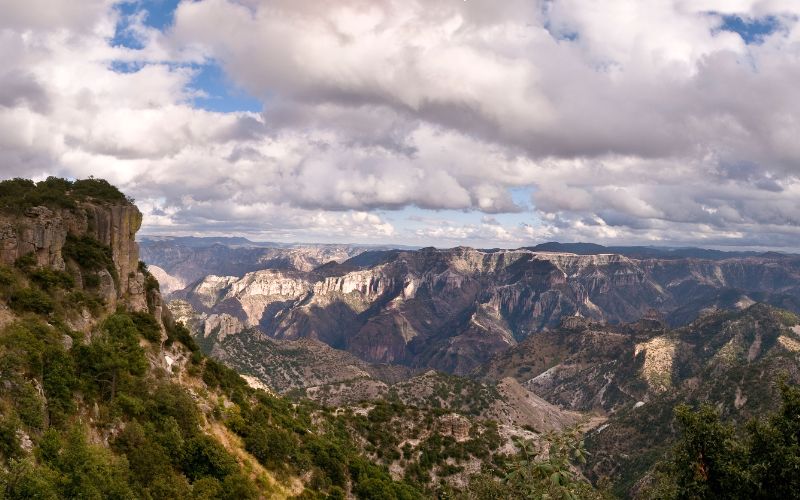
[0,310,263,498]
[0,234,425,498]
[502,428,610,500]
[0,177,128,213]
[645,382,800,499]
[200,358,426,499]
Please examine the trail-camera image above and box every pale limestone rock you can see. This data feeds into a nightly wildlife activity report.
[0,202,150,314]
[192,275,240,308]
[778,335,800,352]
[204,313,245,341]
[439,413,471,442]
[635,337,678,393]
[146,265,186,295]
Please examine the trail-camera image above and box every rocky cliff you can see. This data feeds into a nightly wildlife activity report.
[170,245,800,375]
[138,236,390,291]
[0,202,149,313]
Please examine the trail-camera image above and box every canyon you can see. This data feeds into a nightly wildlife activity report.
[162,244,800,375]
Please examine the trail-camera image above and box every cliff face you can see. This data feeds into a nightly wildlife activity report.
[0,201,149,313]
[173,245,800,375]
[138,237,383,289]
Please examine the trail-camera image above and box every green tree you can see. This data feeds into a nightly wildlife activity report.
[181,435,238,482]
[42,427,135,499]
[76,314,147,401]
[649,383,800,500]
[504,427,609,500]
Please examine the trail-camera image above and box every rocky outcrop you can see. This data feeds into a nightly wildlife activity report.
[0,201,149,313]
[146,265,186,295]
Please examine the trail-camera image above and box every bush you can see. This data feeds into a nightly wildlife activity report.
[191,477,223,499]
[14,253,37,272]
[202,358,247,395]
[9,288,54,315]
[71,178,127,203]
[166,321,200,353]
[243,425,296,469]
[0,416,21,462]
[0,265,16,289]
[181,435,238,481]
[62,235,114,274]
[40,426,135,499]
[30,268,75,291]
[0,177,75,213]
[129,311,162,343]
[146,384,201,438]
[0,457,61,499]
[75,314,147,401]
[65,291,104,316]
[0,177,127,214]
[649,383,800,499]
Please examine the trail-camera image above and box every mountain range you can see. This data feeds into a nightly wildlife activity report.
[164,244,800,375]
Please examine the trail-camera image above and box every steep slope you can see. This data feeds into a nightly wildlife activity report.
[583,305,800,497]
[171,246,800,375]
[477,302,800,497]
[0,178,425,499]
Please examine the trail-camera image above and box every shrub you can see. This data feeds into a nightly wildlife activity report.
[0,177,127,214]
[65,291,104,316]
[70,178,127,203]
[191,477,224,498]
[166,321,200,353]
[243,426,296,469]
[650,383,800,499]
[75,314,147,401]
[0,265,16,288]
[83,273,101,289]
[202,358,247,395]
[63,235,114,274]
[9,288,55,315]
[146,384,201,438]
[129,311,162,343]
[30,268,75,291]
[221,473,259,499]
[14,252,37,272]
[181,435,238,481]
[0,416,21,462]
[41,426,135,499]
[13,382,45,430]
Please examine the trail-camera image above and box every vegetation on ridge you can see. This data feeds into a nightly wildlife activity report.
[0,176,128,213]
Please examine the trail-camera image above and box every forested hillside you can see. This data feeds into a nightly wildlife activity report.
[0,178,427,498]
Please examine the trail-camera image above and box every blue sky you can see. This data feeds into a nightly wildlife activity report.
[114,0,262,112]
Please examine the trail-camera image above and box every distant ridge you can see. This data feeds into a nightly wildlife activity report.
[524,241,780,260]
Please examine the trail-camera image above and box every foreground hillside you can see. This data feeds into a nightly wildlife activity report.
[173,276,800,497]
[0,178,432,498]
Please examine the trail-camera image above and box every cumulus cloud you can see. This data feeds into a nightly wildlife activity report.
[0,0,799,248]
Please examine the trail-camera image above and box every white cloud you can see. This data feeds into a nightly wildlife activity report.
[0,0,799,248]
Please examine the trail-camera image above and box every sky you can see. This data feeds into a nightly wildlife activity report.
[1,1,799,249]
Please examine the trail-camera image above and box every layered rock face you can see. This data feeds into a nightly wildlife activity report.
[0,202,149,312]
[172,246,800,375]
[139,237,383,289]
